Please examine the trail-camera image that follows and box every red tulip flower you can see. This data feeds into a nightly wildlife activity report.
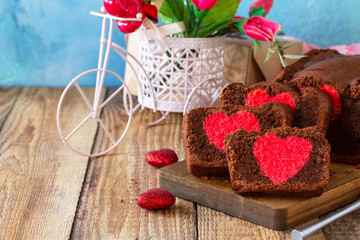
[191,0,219,11]
[249,0,273,16]
[242,16,280,42]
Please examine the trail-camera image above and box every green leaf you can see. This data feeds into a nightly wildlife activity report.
[278,42,298,51]
[255,39,262,49]
[193,3,208,19]
[276,25,286,35]
[159,0,185,25]
[211,27,232,37]
[197,21,216,30]
[278,25,286,33]
[249,6,266,17]
[237,18,247,34]
[264,49,274,62]
[273,40,288,47]
[253,39,261,54]
[194,0,239,37]
[282,54,307,59]
[268,47,275,54]
[209,20,232,33]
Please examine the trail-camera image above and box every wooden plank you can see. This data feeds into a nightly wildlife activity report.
[159,161,360,230]
[321,199,360,240]
[72,90,197,239]
[0,88,21,128]
[0,88,101,239]
[197,206,325,240]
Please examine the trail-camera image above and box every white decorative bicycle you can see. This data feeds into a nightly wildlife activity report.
[57,7,228,157]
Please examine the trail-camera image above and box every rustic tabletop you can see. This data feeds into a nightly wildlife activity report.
[0,87,359,240]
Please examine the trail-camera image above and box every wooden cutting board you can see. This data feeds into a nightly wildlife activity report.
[159,161,360,230]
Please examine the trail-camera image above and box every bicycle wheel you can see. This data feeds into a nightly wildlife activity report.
[57,68,133,157]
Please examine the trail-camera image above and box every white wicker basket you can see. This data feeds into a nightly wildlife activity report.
[138,36,226,113]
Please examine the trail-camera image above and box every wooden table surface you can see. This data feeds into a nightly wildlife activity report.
[0,87,359,240]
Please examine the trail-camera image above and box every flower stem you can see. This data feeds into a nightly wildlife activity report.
[192,18,203,37]
[275,43,286,68]
[186,1,193,37]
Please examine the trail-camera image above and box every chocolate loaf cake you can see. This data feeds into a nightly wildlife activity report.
[274,49,360,164]
[221,82,333,133]
[225,127,330,197]
[327,79,360,164]
[182,103,294,177]
[275,49,360,88]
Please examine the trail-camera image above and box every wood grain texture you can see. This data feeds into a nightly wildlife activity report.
[159,161,360,230]
[0,88,21,128]
[0,88,101,239]
[321,199,360,240]
[72,90,197,240]
[197,206,325,240]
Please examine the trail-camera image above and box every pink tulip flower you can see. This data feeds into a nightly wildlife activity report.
[249,0,273,16]
[191,0,218,11]
[242,16,280,42]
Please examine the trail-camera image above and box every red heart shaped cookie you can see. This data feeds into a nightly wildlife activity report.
[203,111,260,152]
[253,133,313,184]
[245,89,296,111]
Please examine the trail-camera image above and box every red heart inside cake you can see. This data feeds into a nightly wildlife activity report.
[203,111,260,152]
[245,89,296,111]
[253,133,313,184]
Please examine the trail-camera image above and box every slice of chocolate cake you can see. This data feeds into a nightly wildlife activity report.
[221,82,333,134]
[296,87,333,133]
[182,102,294,177]
[274,49,360,165]
[327,79,360,164]
[225,127,330,197]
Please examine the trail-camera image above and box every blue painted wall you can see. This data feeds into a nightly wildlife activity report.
[238,0,360,48]
[1,0,360,86]
[0,0,125,86]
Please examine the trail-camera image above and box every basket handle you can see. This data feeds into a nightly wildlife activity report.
[138,1,185,55]
[153,0,165,9]
[140,18,185,55]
